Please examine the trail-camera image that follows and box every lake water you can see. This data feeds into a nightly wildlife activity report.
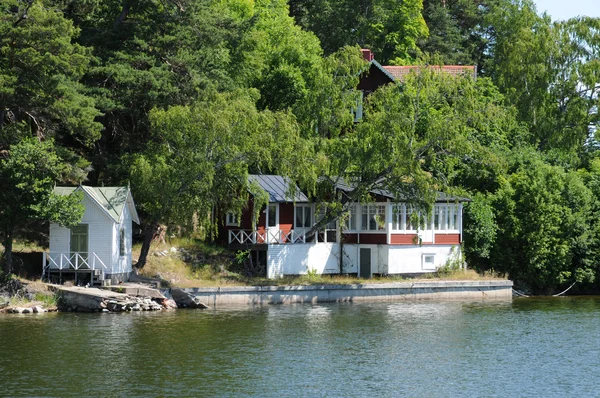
[1,297,599,397]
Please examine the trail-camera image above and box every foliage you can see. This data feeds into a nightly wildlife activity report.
[0,0,102,144]
[123,89,313,267]
[289,0,428,64]
[0,138,84,273]
[482,155,596,293]
[2,0,600,292]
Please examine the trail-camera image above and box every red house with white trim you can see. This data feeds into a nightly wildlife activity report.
[221,175,467,279]
[220,51,475,279]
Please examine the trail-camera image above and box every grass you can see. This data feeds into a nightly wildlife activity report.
[134,239,504,288]
[0,277,58,310]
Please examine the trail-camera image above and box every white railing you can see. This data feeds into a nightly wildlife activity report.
[42,252,109,280]
[229,229,313,245]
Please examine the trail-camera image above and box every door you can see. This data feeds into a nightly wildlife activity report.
[266,203,279,243]
[359,248,371,279]
[70,224,89,267]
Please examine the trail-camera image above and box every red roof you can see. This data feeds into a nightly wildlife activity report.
[383,65,477,80]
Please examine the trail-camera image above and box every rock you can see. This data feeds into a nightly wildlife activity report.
[162,298,178,309]
[32,306,46,313]
[12,307,24,314]
[132,304,141,311]
[102,308,109,313]
[21,308,31,314]
[170,247,178,253]
[170,288,208,309]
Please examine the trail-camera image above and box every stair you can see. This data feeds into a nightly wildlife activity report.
[91,269,105,287]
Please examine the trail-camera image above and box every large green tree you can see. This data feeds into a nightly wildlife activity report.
[289,0,428,64]
[124,89,313,267]
[0,0,102,144]
[467,151,596,294]
[0,137,84,274]
[485,1,600,153]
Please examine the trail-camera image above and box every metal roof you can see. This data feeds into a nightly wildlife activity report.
[248,175,309,203]
[325,177,470,202]
[54,186,140,224]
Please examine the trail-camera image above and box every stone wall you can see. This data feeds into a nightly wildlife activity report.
[178,280,513,307]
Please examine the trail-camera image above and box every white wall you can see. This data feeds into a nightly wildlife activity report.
[266,243,460,278]
[387,245,459,274]
[48,193,115,273]
[267,243,341,278]
[111,203,133,274]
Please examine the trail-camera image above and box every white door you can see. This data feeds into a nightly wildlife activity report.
[266,203,279,243]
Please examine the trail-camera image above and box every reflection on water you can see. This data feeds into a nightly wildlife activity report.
[1,298,599,397]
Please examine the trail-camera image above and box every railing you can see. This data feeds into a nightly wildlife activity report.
[229,229,315,245]
[42,252,109,280]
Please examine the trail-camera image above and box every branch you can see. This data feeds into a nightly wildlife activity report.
[12,1,33,27]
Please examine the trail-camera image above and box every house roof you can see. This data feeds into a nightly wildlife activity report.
[54,186,140,224]
[382,65,477,81]
[370,60,399,84]
[249,175,309,203]
[325,177,470,202]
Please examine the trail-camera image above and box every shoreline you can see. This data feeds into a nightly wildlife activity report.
[1,280,513,313]
[175,280,514,307]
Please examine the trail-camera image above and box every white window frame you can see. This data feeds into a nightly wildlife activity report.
[343,204,358,232]
[433,203,461,232]
[295,204,313,229]
[391,204,423,232]
[266,204,279,229]
[316,206,337,230]
[361,204,386,232]
[226,212,239,227]
[422,253,436,270]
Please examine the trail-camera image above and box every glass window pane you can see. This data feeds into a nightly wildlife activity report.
[304,207,312,227]
[268,205,277,227]
[296,207,303,227]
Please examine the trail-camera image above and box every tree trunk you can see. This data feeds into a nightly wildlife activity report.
[135,222,158,269]
[0,107,6,129]
[2,229,13,275]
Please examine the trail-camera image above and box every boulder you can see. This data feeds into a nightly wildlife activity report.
[170,288,208,309]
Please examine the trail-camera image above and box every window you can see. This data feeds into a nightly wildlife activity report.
[295,205,312,228]
[422,254,436,270]
[352,91,364,122]
[226,212,239,226]
[267,204,278,228]
[344,204,357,231]
[361,204,385,231]
[434,204,460,231]
[392,204,427,231]
[316,207,336,229]
[119,227,125,256]
[392,204,409,230]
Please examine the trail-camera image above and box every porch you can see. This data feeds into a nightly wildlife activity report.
[42,252,111,286]
[228,229,338,246]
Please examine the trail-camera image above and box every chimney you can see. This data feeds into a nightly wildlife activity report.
[361,49,374,62]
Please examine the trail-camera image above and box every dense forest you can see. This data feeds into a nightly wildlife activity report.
[1,0,600,294]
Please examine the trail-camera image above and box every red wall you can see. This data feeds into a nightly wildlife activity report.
[435,234,461,245]
[358,234,387,244]
[390,234,419,245]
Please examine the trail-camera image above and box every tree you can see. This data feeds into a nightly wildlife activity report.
[123,89,313,268]
[310,68,521,237]
[485,1,600,153]
[0,0,102,144]
[288,0,428,64]
[475,152,596,294]
[0,137,84,274]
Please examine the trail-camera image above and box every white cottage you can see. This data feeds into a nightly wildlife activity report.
[43,186,140,286]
